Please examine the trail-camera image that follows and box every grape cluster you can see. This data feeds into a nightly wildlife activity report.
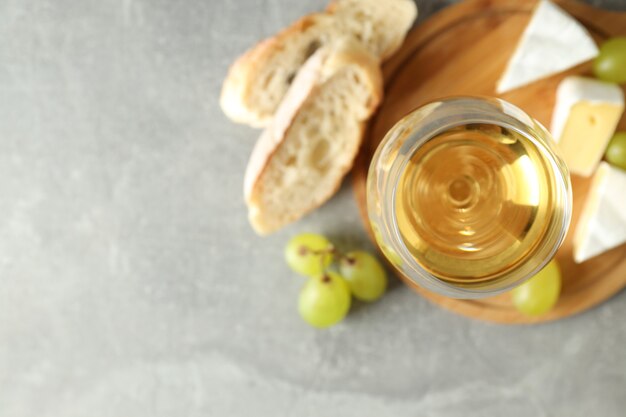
[594,37,626,171]
[285,233,387,328]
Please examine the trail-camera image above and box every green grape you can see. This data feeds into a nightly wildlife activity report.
[605,132,626,170]
[593,37,626,83]
[284,233,333,277]
[339,251,387,301]
[298,272,351,328]
[511,260,561,316]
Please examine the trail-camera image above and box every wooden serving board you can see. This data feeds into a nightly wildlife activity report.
[352,0,626,324]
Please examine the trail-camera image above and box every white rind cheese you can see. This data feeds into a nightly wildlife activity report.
[551,76,624,141]
[496,0,598,94]
[549,76,624,177]
[574,162,626,263]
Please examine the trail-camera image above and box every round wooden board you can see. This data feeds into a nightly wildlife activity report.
[352,0,626,324]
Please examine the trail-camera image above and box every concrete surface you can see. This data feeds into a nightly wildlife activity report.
[1,0,625,416]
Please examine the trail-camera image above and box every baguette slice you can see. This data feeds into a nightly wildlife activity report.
[221,0,416,128]
[244,41,383,235]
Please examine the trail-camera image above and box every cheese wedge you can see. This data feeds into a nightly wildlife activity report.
[550,76,624,177]
[496,0,598,94]
[574,162,626,263]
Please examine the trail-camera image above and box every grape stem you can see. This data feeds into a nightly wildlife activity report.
[307,246,353,274]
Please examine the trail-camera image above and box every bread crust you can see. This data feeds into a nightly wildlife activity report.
[220,0,415,127]
[220,14,329,128]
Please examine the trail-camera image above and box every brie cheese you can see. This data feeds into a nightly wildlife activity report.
[574,162,626,263]
[496,0,598,94]
[550,76,624,177]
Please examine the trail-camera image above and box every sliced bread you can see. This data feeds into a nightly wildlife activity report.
[220,0,416,128]
[244,41,383,235]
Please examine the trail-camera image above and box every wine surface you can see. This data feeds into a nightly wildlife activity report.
[395,123,560,285]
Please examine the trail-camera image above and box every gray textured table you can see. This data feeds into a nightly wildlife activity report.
[2,0,626,416]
